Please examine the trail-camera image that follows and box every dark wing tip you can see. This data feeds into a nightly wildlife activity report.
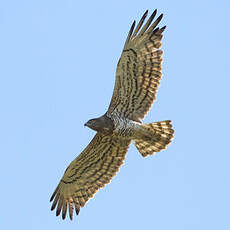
[143,9,149,17]
[50,192,56,202]
[69,212,73,221]
[50,185,59,202]
[147,13,165,35]
[76,208,80,215]
[56,210,60,217]
[161,25,166,32]
[124,9,163,48]
[152,27,159,34]
[148,9,157,22]
[156,14,164,25]
[129,20,136,38]
[62,212,66,220]
[151,9,157,19]
[56,207,61,216]
[74,202,81,216]
[62,202,67,220]
[138,9,159,36]
[50,204,56,211]
[123,20,136,48]
[131,20,136,33]
[150,25,166,38]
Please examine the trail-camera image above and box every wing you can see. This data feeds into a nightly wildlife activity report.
[107,10,166,121]
[50,133,131,220]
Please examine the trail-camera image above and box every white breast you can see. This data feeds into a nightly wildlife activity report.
[109,112,140,137]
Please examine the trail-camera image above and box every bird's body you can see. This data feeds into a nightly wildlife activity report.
[50,9,174,220]
[108,112,140,137]
[113,117,140,138]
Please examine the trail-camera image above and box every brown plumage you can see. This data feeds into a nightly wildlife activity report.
[50,9,174,220]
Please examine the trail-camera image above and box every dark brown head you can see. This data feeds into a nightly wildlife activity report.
[84,115,114,134]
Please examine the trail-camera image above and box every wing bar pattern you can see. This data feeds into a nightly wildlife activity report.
[108,10,166,121]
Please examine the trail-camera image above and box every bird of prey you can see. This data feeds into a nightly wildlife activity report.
[50,9,174,220]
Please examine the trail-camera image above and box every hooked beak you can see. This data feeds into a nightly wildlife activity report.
[84,122,89,127]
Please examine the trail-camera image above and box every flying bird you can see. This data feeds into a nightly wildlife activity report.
[50,9,174,220]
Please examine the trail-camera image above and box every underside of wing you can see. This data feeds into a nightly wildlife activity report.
[108,10,166,121]
[50,133,131,220]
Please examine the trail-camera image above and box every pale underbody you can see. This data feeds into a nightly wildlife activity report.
[85,113,154,142]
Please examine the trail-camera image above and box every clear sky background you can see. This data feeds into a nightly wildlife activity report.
[1,0,230,229]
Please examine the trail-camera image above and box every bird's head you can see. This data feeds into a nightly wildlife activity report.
[84,118,100,131]
[84,115,114,133]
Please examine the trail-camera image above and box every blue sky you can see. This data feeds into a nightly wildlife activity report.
[1,0,230,229]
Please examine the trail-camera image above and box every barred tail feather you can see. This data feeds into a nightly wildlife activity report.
[134,120,174,157]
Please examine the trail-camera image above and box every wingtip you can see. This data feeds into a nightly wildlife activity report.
[56,208,61,217]
[69,214,73,221]
[50,185,59,202]
[131,20,136,28]
[50,196,54,202]
[50,205,55,211]
[75,203,81,216]
[150,9,157,20]
[160,25,166,32]
[143,9,148,17]
[62,213,67,220]
[50,193,55,202]
[158,13,164,22]
[127,20,136,40]
[76,208,80,215]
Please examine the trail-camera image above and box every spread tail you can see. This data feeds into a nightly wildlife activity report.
[134,120,174,157]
